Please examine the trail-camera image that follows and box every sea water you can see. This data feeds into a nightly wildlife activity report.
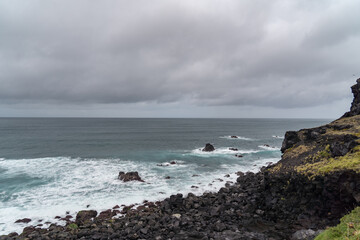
[0,118,330,234]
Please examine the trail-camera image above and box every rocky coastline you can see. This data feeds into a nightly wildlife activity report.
[1,79,360,240]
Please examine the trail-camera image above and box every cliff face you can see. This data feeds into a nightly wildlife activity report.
[343,78,360,118]
[273,79,360,176]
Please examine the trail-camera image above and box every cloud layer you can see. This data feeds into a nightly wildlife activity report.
[0,0,359,113]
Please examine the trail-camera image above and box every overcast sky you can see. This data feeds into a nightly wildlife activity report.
[0,0,359,118]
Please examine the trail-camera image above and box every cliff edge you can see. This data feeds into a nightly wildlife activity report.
[272,79,360,176]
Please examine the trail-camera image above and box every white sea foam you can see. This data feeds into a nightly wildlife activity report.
[272,135,284,139]
[0,155,279,235]
[220,136,253,141]
[190,147,259,157]
[258,145,281,151]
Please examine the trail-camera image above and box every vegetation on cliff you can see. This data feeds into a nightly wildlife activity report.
[270,79,360,177]
[315,207,360,240]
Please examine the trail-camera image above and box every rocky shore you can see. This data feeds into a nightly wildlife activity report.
[1,79,360,240]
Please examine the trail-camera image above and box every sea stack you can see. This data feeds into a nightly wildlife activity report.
[202,143,215,152]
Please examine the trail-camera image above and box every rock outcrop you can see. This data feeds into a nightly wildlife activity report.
[342,78,360,118]
[118,171,144,182]
[202,143,215,152]
[75,210,97,226]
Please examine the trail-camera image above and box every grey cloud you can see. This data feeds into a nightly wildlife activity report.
[0,0,359,110]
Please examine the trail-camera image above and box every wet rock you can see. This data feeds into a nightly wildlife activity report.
[165,176,171,179]
[236,171,244,176]
[75,210,97,226]
[231,136,238,138]
[14,218,32,223]
[235,154,243,158]
[118,171,144,182]
[8,232,19,237]
[229,147,238,151]
[112,205,120,209]
[97,209,115,220]
[22,226,36,236]
[202,143,215,152]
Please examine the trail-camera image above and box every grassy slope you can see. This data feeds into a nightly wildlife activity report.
[315,207,360,240]
[271,115,360,176]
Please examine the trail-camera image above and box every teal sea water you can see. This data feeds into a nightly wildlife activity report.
[0,118,330,234]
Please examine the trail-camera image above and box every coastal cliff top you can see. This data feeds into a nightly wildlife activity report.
[270,79,360,176]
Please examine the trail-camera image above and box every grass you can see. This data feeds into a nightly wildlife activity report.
[315,207,360,240]
[283,145,313,159]
[295,145,360,176]
[67,223,78,230]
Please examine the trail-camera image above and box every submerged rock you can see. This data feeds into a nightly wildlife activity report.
[118,171,144,182]
[202,143,215,152]
[231,135,238,138]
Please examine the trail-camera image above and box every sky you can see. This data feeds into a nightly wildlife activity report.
[0,0,359,118]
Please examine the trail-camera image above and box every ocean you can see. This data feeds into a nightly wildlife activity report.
[0,118,330,234]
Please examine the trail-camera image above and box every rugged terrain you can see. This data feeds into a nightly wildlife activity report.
[1,79,360,240]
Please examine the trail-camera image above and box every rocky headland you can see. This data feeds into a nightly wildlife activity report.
[2,79,360,240]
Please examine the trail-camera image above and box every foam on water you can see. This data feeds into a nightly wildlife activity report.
[220,136,254,141]
[190,147,260,157]
[272,135,285,139]
[258,145,281,151]
[0,156,279,234]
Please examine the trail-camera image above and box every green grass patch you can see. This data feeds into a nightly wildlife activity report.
[315,207,360,240]
[67,223,78,230]
[296,145,360,176]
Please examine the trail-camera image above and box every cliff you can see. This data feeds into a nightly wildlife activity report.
[274,79,360,176]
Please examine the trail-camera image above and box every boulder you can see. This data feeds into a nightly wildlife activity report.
[291,229,319,240]
[97,209,116,220]
[231,136,238,138]
[229,147,238,151]
[202,143,215,152]
[118,171,144,182]
[14,218,32,224]
[75,210,97,226]
[330,134,358,157]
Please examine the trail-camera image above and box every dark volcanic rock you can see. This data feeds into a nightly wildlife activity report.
[202,143,215,152]
[75,210,97,226]
[14,218,31,224]
[118,171,144,182]
[281,131,301,153]
[330,134,358,157]
[343,78,360,117]
[229,147,238,151]
[97,209,116,220]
